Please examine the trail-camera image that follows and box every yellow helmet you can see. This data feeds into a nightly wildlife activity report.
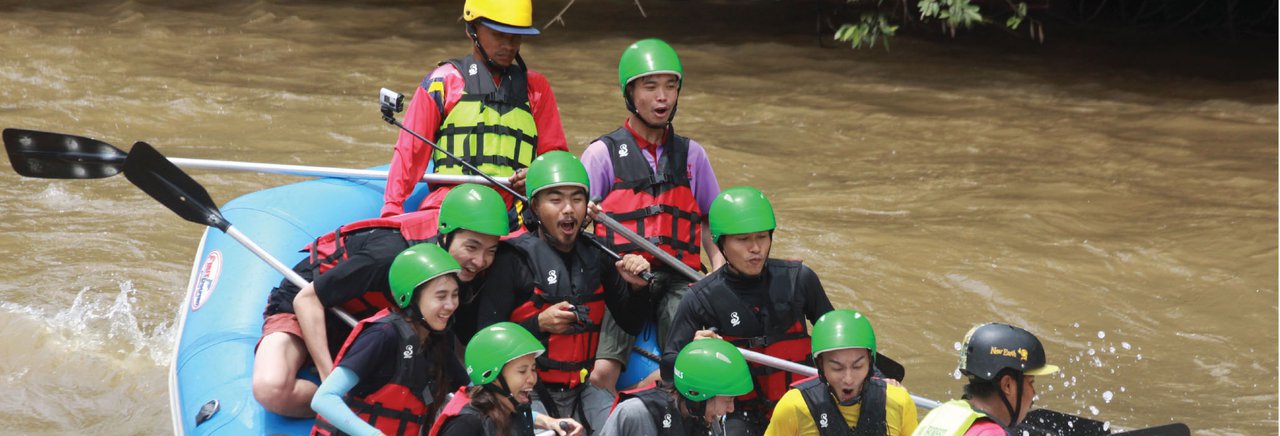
[463,0,539,35]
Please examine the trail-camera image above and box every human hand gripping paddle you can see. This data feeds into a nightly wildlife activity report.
[2,128,505,185]
[375,88,655,284]
[117,140,361,329]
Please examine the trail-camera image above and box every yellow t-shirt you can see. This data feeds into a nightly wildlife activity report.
[764,383,919,436]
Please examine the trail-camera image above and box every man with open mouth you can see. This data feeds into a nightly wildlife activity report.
[473,151,656,433]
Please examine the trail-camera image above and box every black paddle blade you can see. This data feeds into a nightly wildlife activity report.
[3,128,127,179]
[1019,408,1111,436]
[123,141,229,231]
[1113,423,1191,436]
[874,352,907,381]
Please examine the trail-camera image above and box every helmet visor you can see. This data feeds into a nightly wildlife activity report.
[1023,363,1060,376]
[476,18,540,36]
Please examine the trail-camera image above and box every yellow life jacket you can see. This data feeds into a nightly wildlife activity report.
[912,400,989,436]
[426,54,538,178]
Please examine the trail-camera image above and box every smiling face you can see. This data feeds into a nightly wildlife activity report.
[472,22,521,68]
[500,353,538,404]
[819,348,872,404]
[720,231,772,276]
[532,186,587,252]
[701,395,736,424]
[414,275,459,331]
[628,73,679,126]
[446,229,500,283]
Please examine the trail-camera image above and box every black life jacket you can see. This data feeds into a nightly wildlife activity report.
[506,233,606,387]
[617,384,712,436]
[312,309,433,436]
[592,127,703,270]
[301,211,439,320]
[691,259,812,418]
[793,376,889,436]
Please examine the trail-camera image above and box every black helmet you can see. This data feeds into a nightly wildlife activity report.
[959,323,1059,381]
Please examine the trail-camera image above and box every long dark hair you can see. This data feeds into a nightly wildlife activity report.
[401,274,461,414]
[465,385,514,434]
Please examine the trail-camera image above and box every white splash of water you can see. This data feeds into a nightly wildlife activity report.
[1097,330,1106,339]
[1103,390,1114,403]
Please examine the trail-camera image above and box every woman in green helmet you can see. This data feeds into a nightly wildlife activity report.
[663,186,836,435]
[599,338,753,435]
[431,322,584,436]
[311,243,469,436]
[255,183,509,418]
[765,310,919,436]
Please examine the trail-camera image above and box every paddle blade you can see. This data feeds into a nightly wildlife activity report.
[1113,423,1190,436]
[875,352,907,382]
[123,141,229,231]
[3,128,127,179]
[1019,408,1111,436]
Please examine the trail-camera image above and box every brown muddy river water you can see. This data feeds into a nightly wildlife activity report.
[0,0,1274,434]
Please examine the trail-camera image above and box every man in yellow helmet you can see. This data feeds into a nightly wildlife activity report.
[381,0,568,221]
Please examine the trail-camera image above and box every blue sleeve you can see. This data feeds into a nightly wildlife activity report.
[311,367,381,436]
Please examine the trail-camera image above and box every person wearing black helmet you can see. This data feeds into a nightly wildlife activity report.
[913,323,1060,436]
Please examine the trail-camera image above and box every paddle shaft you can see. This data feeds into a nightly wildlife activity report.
[225,227,359,327]
[382,114,656,281]
[169,157,505,185]
[737,348,941,411]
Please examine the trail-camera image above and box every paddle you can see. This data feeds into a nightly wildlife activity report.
[376,88,655,283]
[121,140,359,328]
[3,128,504,185]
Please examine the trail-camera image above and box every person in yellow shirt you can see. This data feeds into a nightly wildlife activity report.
[765,310,918,436]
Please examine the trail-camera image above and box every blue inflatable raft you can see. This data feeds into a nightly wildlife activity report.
[166,174,661,434]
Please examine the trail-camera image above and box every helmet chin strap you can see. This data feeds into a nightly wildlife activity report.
[467,21,513,73]
[998,373,1026,427]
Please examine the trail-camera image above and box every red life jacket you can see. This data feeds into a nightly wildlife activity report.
[428,386,537,436]
[312,309,432,436]
[592,127,703,271]
[302,211,440,320]
[692,259,812,418]
[506,233,606,387]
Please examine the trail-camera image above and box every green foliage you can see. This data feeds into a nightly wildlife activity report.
[836,0,1043,49]
[834,12,900,50]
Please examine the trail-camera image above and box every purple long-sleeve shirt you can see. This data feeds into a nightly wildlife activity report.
[581,133,720,214]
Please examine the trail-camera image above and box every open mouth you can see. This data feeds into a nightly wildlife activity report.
[557,218,578,235]
[515,388,532,404]
[653,106,670,119]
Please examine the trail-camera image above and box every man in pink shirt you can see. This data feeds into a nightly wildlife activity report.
[581,39,724,393]
[381,0,568,223]
[914,323,1061,435]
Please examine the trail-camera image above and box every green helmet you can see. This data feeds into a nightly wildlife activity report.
[438,183,510,237]
[708,186,776,242]
[618,38,683,100]
[673,339,753,402]
[812,310,877,363]
[465,322,545,385]
[388,243,462,308]
[525,150,589,199]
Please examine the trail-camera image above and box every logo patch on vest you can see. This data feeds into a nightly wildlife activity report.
[730,311,741,327]
[468,63,478,76]
[619,143,630,157]
[819,412,829,428]
[662,413,671,428]
[547,269,558,285]
[404,344,414,359]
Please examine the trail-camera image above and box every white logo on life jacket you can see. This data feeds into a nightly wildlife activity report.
[547,269,558,285]
[403,344,414,359]
[662,413,671,428]
[819,412,829,428]
[468,63,478,76]
[730,312,740,327]
[619,143,629,157]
